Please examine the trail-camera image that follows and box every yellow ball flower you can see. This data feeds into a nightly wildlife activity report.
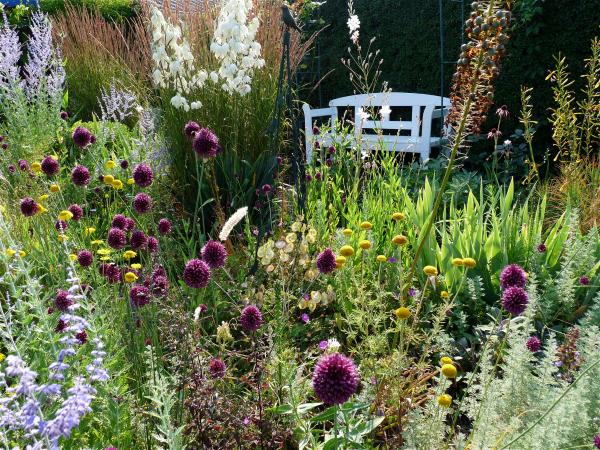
[58,210,73,221]
[69,254,77,261]
[440,356,453,366]
[376,254,387,262]
[131,263,142,270]
[18,250,26,258]
[342,228,353,237]
[359,240,372,250]
[423,265,438,277]
[112,179,123,189]
[441,290,449,299]
[452,258,464,266]
[100,256,111,261]
[441,363,457,379]
[31,162,42,172]
[336,256,347,265]
[49,184,60,193]
[38,194,49,201]
[36,205,47,214]
[127,178,135,185]
[58,235,68,242]
[395,307,411,320]
[340,245,355,257]
[97,248,112,256]
[392,212,406,221]
[360,221,373,230]
[91,239,104,245]
[105,160,117,169]
[124,272,138,283]
[463,257,476,268]
[6,249,16,258]
[123,250,137,260]
[437,394,452,408]
[0,352,5,363]
[103,175,114,185]
[392,235,408,246]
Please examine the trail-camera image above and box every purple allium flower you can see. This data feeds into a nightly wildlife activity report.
[313,126,320,135]
[276,155,283,165]
[71,164,91,186]
[72,126,93,148]
[68,203,83,221]
[99,263,121,283]
[183,258,211,288]
[319,340,329,351]
[41,156,59,176]
[580,275,590,286]
[130,285,151,307]
[315,172,322,181]
[526,336,541,353]
[301,313,310,324]
[133,193,152,214]
[75,329,88,344]
[158,218,172,235]
[120,159,129,169]
[132,163,154,188]
[124,217,135,231]
[328,145,336,154]
[240,304,263,333]
[184,121,201,137]
[537,243,547,253]
[18,159,27,170]
[261,184,272,195]
[20,197,39,216]
[130,230,147,250]
[90,134,97,144]
[7,164,15,173]
[209,358,226,379]
[197,303,208,314]
[312,353,360,405]
[1,143,7,150]
[77,250,93,267]
[152,265,167,280]
[56,318,68,332]
[147,236,158,253]
[500,264,527,289]
[55,220,68,231]
[593,434,600,449]
[111,214,127,229]
[305,174,313,182]
[54,289,72,312]
[200,240,227,269]
[387,257,397,263]
[151,275,168,297]
[60,111,69,120]
[107,227,127,249]
[192,128,220,159]
[326,158,333,167]
[501,286,529,316]
[316,248,336,274]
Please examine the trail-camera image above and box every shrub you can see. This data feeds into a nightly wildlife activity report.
[41,0,139,22]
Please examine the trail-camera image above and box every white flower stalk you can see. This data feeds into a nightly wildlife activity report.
[347,0,360,44]
[219,206,248,241]
[149,7,207,111]
[210,0,265,95]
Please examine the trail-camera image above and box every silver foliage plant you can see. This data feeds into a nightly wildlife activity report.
[98,81,138,123]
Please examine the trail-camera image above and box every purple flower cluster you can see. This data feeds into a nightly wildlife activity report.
[500,264,527,289]
[201,240,227,269]
[72,126,94,148]
[41,155,59,176]
[20,197,39,217]
[71,165,91,186]
[499,263,529,316]
[526,336,541,353]
[68,204,84,221]
[77,250,93,267]
[209,358,226,379]
[133,193,153,214]
[132,163,154,188]
[316,248,336,274]
[192,128,220,159]
[312,353,360,405]
[107,227,127,249]
[158,218,172,235]
[183,259,211,288]
[130,285,151,307]
[240,304,263,333]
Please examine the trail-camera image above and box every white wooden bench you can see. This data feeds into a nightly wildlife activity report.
[302,92,450,162]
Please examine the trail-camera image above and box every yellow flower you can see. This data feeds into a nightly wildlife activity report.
[395,307,411,320]
[97,248,112,256]
[127,178,135,185]
[452,258,464,266]
[100,256,111,261]
[85,227,96,236]
[376,254,387,262]
[124,272,138,283]
[336,256,347,265]
[441,290,449,299]
[69,254,77,261]
[131,263,142,270]
[38,194,49,201]
[359,240,371,250]
[342,228,353,237]
[123,250,137,260]
[340,245,355,257]
[0,353,5,363]
[58,210,73,221]
[91,239,104,246]
[49,184,60,193]
[58,235,68,242]
[6,249,16,258]
[31,162,42,172]
[103,175,114,185]
[36,205,47,214]
[392,212,406,221]
[112,179,123,189]
[441,363,457,379]
[392,235,408,246]
[437,394,452,408]
[105,160,116,169]
[50,154,58,161]
[463,257,476,268]
[440,356,453,366]
[360,221,373,230]
[423,265,438,277]
[18,250,26,258]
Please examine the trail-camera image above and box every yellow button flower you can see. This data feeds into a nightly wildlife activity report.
[91,239,104,245]
[69,254,77,261]
[124,272,138,283]
[105,160,116,169]
[392,212,406,221]
[100,256,111,261]
[131,263,142,270]
[359,240,371,250]
[127,178,135,185]
[395,307,411,319]
[376,254,387,262]
[437,394,452,408]
[18,250,26,258]
[85,227,96,236]
[342,228,353,237]
[36,205,47,214]
[49,184,60,193]
[441,363,457,379]
[31,162,42,172]
[0,353,5,363]
[392,235,408,246]
[440,356,453,366]
[423,265,438,277]
[340,245,355,257]
[58,210,73,221]
[463,257,476,268]
[123,250,137,260]
[452,258,464,266]
[38,194,49,202]
[103,175,114,185]
[6,249,16,258]
[335,256,347,265]
[112,179,123,189]
[441,290,449,299]
[360,221,373,230]
[58,235,68,242]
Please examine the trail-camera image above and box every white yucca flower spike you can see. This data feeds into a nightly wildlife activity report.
[219,207,248,241]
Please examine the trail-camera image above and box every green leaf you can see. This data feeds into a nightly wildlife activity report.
[297,402,323,415]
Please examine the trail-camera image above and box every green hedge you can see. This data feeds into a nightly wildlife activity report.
[40,0,139,21]
[306,0,600,150]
